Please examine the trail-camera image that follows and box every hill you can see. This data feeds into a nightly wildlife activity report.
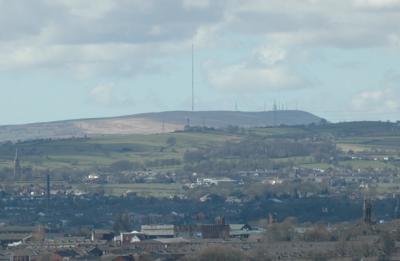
[0,110,323,142]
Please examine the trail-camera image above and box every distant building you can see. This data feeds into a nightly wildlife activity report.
[0,226,35,247]
[87,246,104,258]
[363,199,372,224]
[52,249,79,261]
[119,231,147,246]
[109,255,135,261]
[174,224,229,239]
[10,249,37,261]
[199,224,230,239]
[91,229,115,241]
[229,224,260,238]
[141,225,174,239]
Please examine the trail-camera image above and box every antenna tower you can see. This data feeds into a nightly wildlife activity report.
[191,44,194,112]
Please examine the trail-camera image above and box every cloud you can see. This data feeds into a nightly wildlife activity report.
[182,0,210,9]
[0,42,166,79]
[208,64,305,91]
[0,0,224,44]
[89,83,135,107]
[0,0,226,76]
[253,46,287,66]
[207,46,309,91]
[354,0,400,10]
[217,0,400,49]
[352,71,400,119]
[0,0,399,78]
[352,87,400,112]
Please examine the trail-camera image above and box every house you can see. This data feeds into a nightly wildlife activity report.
[154,237,189,251]
[141,225,174,239]
[87,246,104,257]
[111,256,134,261]
[175,224,230,239]
[0,226,35,247]
[229,224,262,238]
[0,226,36,234]
[10,249,37,261]
[120,231,147,246]
[52,249,79,261]
[101,255,135,261]
[174,217,232,239]
[0,253,10,261]
[0,234,32,247]
[199,224,229,239]
[91,229,115,241]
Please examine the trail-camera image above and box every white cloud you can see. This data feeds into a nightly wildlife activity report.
[0,0,225,75]
[52,0,117,19]
[352,87,400,112]
[352,72,400,120]
[207,44,309,91]
[208,64,305,91]
[388,34,400,48]
[182,0,210,9]
[217,0,400,49]
[354,0,400,9]
[90,84,114,105]
[254,46,287,66]
[89,83,135,107]
[0,0,399,78]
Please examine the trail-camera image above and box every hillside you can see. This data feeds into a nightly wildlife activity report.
[0,110,323,142]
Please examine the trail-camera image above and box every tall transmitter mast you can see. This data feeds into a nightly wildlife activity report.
[191,44,195,112]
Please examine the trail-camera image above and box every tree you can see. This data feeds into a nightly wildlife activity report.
[303,224,333,241]
[109,160,142,172]
[113,212,132,233]
[36,254,52,261]
[191,246,248,261]
[166,136,177,147]
[379,232,395,257]
[267,217,297,242]
[310,252,329,261]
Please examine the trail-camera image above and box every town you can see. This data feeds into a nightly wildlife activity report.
[0,121,399,260]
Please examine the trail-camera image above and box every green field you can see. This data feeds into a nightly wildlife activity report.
[272,156,314,164]
[74,183,183,197]
[0,132,237,171]
[337,136,400,152]
[339,159,397,170]
[249,127,307,136]
[1,122,399,178]
[300,163,334,170]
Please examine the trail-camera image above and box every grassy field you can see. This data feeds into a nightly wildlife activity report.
[1,123,399,174]
[339,159,397,170]
[336,143,371,153]
[249,127,306,137]
[300,163,334,170]
[0,179,182,198]
[0,132,237,171]
[272,156,314,164]
[74,183,183,197]
[337,136,400,152]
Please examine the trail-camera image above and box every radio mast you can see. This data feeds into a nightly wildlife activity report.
[191,44,195,112]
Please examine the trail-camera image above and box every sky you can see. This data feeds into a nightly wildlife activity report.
[0,0,399,124]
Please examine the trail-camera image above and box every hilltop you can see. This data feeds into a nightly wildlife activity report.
[0,110,323,142]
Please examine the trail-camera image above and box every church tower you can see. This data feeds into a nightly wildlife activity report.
[14,149,21,178]
[363,198,372,224]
